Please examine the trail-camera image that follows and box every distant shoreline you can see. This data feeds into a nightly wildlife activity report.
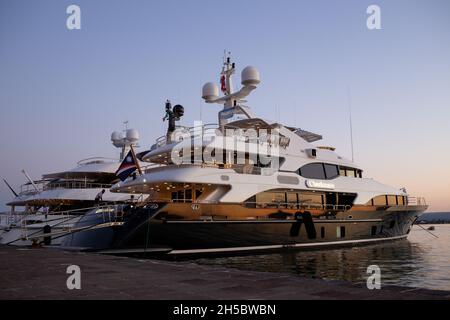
[417,212,450,224]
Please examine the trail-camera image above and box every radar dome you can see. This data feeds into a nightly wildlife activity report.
[126,129,139,143]
[202,82,219,102]
[111,131,125,147]
[111,131,122,142]
[241,66,260,87]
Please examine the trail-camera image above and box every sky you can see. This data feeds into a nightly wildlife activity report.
[0,0,449,212]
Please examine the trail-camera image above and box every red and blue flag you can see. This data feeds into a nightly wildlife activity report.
[116,150,138,181]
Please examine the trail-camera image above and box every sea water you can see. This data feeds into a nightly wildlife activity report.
[194,224,450,291]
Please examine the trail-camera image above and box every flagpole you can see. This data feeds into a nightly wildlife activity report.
[129,144,143,175]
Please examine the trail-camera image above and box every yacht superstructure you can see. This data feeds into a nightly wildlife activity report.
[63,57,428,255]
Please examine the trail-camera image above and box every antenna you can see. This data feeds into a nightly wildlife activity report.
[347,86,354,162]
[3,178,18,197]
[21,169,39,192]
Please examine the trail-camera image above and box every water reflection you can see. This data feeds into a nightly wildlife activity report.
[194,225,450,291]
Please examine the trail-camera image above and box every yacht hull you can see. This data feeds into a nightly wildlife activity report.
[62,203,426,255]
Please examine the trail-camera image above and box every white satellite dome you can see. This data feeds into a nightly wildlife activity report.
[111,131,122,142]
[111,131,125,147]
[241,66,260,87]
[126,128,139,143]
[202,82,219,102]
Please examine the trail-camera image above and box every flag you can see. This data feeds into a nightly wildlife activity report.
[220,74,226,93]
[116,150,138,181]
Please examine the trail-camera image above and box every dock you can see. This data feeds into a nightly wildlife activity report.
[0,245,449,300]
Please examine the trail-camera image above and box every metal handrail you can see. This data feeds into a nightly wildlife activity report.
[243,202,352,211]
[407,196,427,206]
[43,181,112,191]
[15,204,126,244]
[19,180,112,194]
[154,123,220,147]
[152,123,285,149]
[140,162,270,176]
[138,199,350,212]
[0,213,24,227]
[77,157,117,166]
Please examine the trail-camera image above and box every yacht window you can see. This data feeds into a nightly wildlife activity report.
[346,169,356,178]
[256,192,271,207]
[195,188,203,199]
[245,195,257,208]
[185,189,192,201]
[336,226,345,238]
[387,195,397,206]
[299,193,324,206]
[337,193,356,206]
[372,195,387,206]
[339,167,362,178]
[286,193,298,209]
[371,226,377,236]
[272,192,287,208]
[256,192,279,208]
[299,163,326,179]
[397,196,404,205]
[320,227,325,239]
[324,164,339,179]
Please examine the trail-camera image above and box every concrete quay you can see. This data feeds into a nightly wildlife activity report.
[0,245,449,300]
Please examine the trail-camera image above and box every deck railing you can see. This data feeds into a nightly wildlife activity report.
[406,196,427,206]
[43,181,112,191]
[141,162,272,177]
[19,180,112,194]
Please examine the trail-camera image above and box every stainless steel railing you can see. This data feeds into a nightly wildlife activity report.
[406,196,427,206]
[43,181,112,191]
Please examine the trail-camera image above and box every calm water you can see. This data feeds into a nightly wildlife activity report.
[193,224,450,291]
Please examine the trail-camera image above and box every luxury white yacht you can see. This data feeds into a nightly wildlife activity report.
[63,57,428,255]
[0,128,145,246]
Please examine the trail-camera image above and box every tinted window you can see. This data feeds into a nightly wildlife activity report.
[299,163,326,179]
[299,193,323,206]
[387,195,397,206]
[286,193,297,203]
[346,169,356,178]
[185,189,192,200]
[373,195,387,206]
[371,226,377,236]
[324,164,339,179]
[256,192,275,206]
[337,226,346,238]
